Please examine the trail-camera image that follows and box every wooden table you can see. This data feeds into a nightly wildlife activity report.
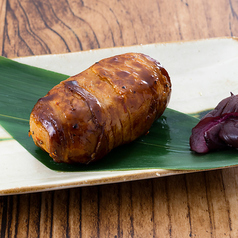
[1,0,238,237]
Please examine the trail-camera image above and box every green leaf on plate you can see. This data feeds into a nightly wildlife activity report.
[0,56,238,172]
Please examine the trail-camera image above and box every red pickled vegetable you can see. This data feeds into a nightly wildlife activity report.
[190,93,238,153]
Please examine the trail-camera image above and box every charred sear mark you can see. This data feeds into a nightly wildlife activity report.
[190,93,238,153]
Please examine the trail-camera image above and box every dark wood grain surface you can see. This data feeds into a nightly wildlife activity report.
[1,0,238,237]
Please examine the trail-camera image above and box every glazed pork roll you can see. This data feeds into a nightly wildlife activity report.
[29,53,171,164]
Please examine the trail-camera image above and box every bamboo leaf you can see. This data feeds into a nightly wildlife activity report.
[1,56,238,172]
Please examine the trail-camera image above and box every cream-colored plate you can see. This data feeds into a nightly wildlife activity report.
[0,37,238,195]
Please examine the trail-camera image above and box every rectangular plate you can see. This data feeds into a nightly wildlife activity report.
[1,37,238,195]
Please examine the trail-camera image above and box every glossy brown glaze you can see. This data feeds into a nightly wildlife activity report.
[29,53,171,164]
